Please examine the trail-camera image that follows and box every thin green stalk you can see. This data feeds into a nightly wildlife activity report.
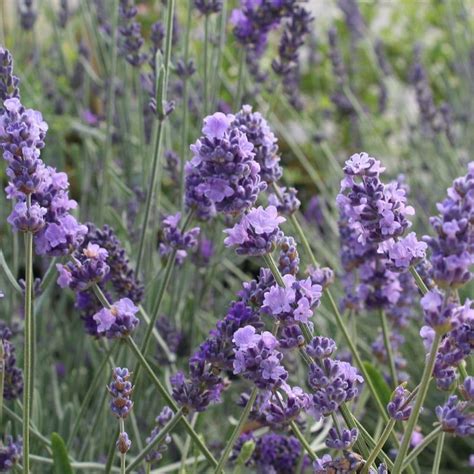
[126,336,218,468]
[361,419,396,474]
[234,49,246,108]
[0,341,4,424]
[392,334,442,473]
[214,388,258,473]
[289,420,316,461]
[120,418,126,474]
[432,432,445,474]
[23,227,34,474]
[409,266,429,295]
[203,14,210,116]
[379,310,398,388]
[401,426,442,470]
[29,455,121,472]
[125,409,184,473]
[98,0,119,223]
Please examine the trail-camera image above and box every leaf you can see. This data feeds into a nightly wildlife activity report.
[363,362,392,407]
[51,433,74,474]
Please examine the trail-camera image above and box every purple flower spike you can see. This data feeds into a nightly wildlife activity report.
[268,187,301,216]
[0,47,20,106]
[378,232,427,271]
[145,406,173,463]
[387,384,413,421]
[224,205,285,256]
[461,376,474,401]
[108,367,134,419]
[325,427,359,450]
[93,298,139,339]
[306,336,337,360]
[0,435,22,471]
[421,290,455,335]
[116,432,131,454]
[436,395,474,437]
[7,202,46,233]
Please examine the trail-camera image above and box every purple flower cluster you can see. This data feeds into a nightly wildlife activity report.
[277,235,299,276]
[306,336,363,420]
[18,0,37,30]
[0,436,22,471]
[262,274,322,325]
[307,266,335,290]
[0,323,23,401]
[158,213,200,264]
[116,432,131,454]
[118,0,146,67]
[261,386,311,426]
[194,0,222,15]
[424,162,474,289]
[233,325,288,390]
[387,384,413,421]
[93,298,139,338]
[325,427,359,450]
[185,111,266,218]
[108,367,134,419]
[56,243,110,291]
[378,232,427,271]
[268,187,300,216]
[145,406,173,464]
[314,453,387,474]
[436,395,473,437]
[233,432,303,474]
[233,105,282,184]
[0,48,20,106]
[224,205,285,256]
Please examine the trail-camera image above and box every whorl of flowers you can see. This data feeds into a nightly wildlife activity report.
[268,187,300,215]
[325,427,359,450]
[232,325,288,390]
[262,274,322,326]
[194,0,222,15]
[0,323,23,401]
[185,111,266,218]
[436,394,474,437]
[387,384,413,421]
[224,205,285,256]
[93,298,139,339]
[277,235,300,276]
[145,406,174,463]
[18,0,37,30]
[424,162,474,289]
[118,0,146,67]
[108,367,134,419]
[0,436,22,471]
[0,47,20,107]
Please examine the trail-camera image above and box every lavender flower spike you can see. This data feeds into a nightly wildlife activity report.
[108,367,134,419]
[93,298,139,338]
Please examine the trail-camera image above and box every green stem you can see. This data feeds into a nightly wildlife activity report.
[203,14,209,116]
[401,426,442,471]
[23,228,34,474]
[126,409,184,473]
[214,388,258,473]
[0,341,4,425]
[392,334,442,473]
[120,418,126,474]
[234,49,246,108]
[290,421,316,461]
[126,336,218,468]
[361,419,396,474]
[431,432,445,474]
[409,266,429,295]
[98,0,119,222]
[379,309,398,388]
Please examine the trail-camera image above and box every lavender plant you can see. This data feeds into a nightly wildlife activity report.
[0,1,473,473]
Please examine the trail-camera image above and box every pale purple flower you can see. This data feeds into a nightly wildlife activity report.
[93,298,139,338]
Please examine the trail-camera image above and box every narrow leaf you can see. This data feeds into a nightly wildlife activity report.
[51,432,74,474]
[363,362,392,407]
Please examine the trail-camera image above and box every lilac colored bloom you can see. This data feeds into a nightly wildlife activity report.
[410,428,424,448]
[145,406,173,463]
[304,195,325,229]
[233,105,282,184]
[224,205,285,256]
[7,202,46,233]
[158,212,200,263]
[325,427,358,450]
[421,290,455,335]
[308,358,363,419]
[116,432,131,454]
[194,0,222,15]
[306,336,337,360]
[387,384,413,421]
[378,232,427,271]
[0,436,22,471]
[0,48,20,106]
[93,298,139,338]
[262,274,322,325]
[56,243,110,291]
[436,395,474,437]
[186,111,265,217]
[118,0,147,67]
[108,367,134,419]
[233,325,287,390]
[263,386,311,426]
[313,452,365,473]
[0,324,23,400]
[461,377,474,401]
[18,0,37,30]
[277,235,299,276]
[268,186,300,215]
[424,163,474,288]
[307,265,334,290]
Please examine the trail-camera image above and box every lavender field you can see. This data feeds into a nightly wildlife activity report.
[0,1,473,473]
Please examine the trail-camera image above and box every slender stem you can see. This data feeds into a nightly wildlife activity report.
[392,333,442,473]
[409,266,429,296]
[92,284,112,309]
[120,418,126,474]
[23,227,34,474]
[288,421,316,461]
[126,409,184,473]
[361,419,396,474]
[431,432,445,474]
[0,341,4,425]
[379,309,398,388]
[401,426,442,470]
[98,0,119,222]
[235,49,246,108]
[214,388,258,473]
[126,336,218,467]
[203,14,209,116]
